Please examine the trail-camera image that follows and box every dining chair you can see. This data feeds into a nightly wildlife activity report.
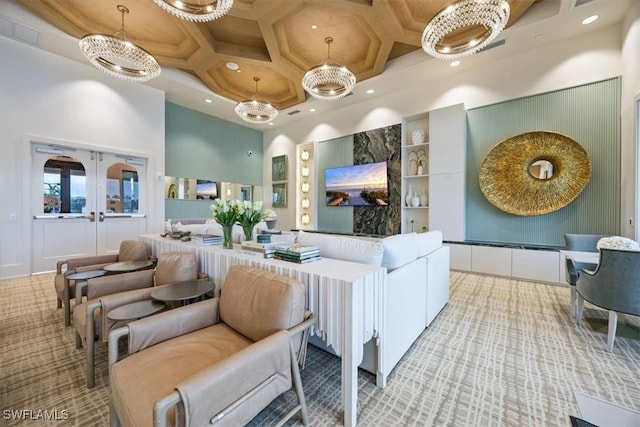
[564,234,605,317]
[576,248,640,351]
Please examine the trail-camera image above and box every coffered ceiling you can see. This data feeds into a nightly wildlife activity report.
[15,0,539,110]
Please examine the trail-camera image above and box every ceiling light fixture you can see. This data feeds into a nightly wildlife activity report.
[582,15,598,25]
[152,0,233,22]
[302,36,356,100]
[79,5,161,82]
[450,60,461,67]
[234,76,278,124]
[421,0,510,61]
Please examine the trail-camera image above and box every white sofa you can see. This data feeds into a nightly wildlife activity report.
[296,230,450,384]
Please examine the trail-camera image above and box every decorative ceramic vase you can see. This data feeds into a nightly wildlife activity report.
[242,225,254,242]
[421,190,428,207]
[405,185,413,207]
[411,194,420,207]
[222,224,234,249]
[411,129,425,145]
[417,163,423,175]
[265,219,277,230]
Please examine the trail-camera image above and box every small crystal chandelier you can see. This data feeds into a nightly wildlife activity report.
[152,0,233,22]
[79,5,160,82]
[234,77,278,124]
[422,0,510,61]
[302,37,356,101]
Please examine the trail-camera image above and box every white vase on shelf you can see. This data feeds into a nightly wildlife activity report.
[405,185,413,207]
[420,190,428,207]
[411,129,425,145]
[411,194,420,207]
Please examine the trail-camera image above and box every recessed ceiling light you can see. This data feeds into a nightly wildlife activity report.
[450,61,460,67]
[310,108,316,112]
[366,89,375,94]
[269,122,274,125]
[236,69,241,73]
[534,34,543,40]
[582,15,598,25]
[205,99,212,103]
[226,62,239,70]
[311,24,318,30]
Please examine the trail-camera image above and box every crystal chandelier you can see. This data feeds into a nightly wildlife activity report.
[79,5,160,83]
[422,0,510,61]
[152,0,233,22]
[302,37,356,101]
[234,77,278,124]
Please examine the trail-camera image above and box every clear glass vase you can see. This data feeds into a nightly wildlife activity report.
[222,224,234,249]
[242,225,254,242]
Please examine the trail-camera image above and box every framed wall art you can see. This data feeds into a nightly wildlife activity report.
[271,154,288,181]
[272,182,287,208]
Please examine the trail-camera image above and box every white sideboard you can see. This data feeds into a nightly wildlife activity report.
[446,242,563,284]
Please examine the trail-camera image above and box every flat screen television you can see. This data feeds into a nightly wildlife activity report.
[325,161,389,206]
[196,180,218,200]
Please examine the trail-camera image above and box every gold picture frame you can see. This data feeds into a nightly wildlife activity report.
[271,154,287,181]
[479,131,591,216]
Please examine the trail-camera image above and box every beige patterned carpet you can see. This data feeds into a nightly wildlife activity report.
[2,272,639,426]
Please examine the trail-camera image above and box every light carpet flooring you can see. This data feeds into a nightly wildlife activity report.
[1,272,639,426]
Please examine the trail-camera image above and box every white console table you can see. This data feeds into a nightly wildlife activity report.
[140,234,386,427]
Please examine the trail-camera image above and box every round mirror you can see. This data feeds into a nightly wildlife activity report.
[528,159,554,180]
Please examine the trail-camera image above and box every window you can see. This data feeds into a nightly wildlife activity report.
[43,157,86,213]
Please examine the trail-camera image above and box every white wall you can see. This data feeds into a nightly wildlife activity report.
[0,37,166,279]
[264,25,632,233]
[621,3,640,239]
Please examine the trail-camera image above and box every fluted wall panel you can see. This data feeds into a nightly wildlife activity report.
[466,78,621,247]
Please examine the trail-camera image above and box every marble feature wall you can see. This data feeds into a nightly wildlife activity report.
[353,124,401,235]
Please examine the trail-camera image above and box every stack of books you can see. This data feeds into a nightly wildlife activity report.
[191,234,224,246]
[240,241,279,258]
[274,244,321,264]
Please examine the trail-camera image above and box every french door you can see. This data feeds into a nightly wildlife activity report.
[31,143,147,273]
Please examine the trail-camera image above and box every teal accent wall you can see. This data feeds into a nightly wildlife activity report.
[317,135,354,233]
[164,102,263,219]
[466,78,621,247]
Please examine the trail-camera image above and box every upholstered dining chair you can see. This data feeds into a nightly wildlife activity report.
[108,265,315,427]
[73,251,206,388]
[564,234,605,317]
[576,248,640,351]
[54,239,151,326]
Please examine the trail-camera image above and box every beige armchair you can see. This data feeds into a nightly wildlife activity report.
[54,240,151,326]
[108,265,314,427]
[74,251,204,388]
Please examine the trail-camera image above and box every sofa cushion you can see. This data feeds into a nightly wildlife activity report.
[296,230,383,266]
[415,230,443,257]
[381,233,419,270]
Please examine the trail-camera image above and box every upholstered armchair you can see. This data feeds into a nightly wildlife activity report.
[576,248,640,351]
[54,240,151,326]
[74,251,205,388]
[564,234,605,317]
[108,265,315,427]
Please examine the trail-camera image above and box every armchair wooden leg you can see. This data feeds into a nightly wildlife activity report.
[570,286,577,318]
[607,310,618,352]
[57,298,62,309]
[576,294,585,326]
[75,333,82,349]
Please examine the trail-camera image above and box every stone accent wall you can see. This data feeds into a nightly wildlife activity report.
[353,124,401,235]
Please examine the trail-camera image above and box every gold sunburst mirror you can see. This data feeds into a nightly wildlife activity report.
[479,131,591,216]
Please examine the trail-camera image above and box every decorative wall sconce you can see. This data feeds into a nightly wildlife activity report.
[301,182,310,193]
[301,198,310,209]
[301,150,310,161]
[301,166,310,177]
[301,213,310,225]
